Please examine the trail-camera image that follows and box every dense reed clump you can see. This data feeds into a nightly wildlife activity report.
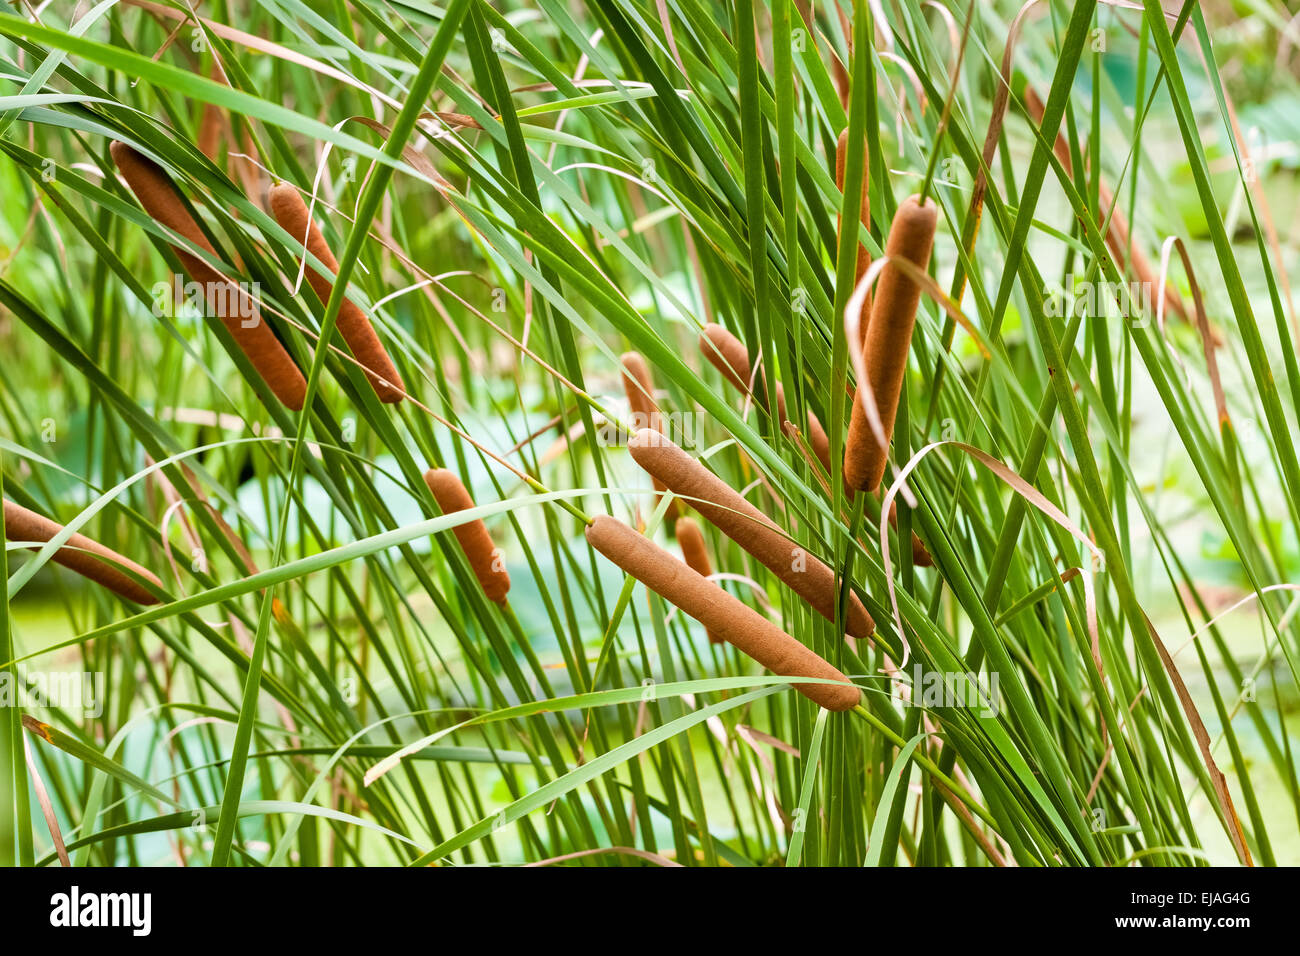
[620,352,678,523]
[628,429,874,640]
[423,469,510,604]
[109,141,307,410]
[843,195,938,494]
[585,515,860,710]
[267,184,406,403]
[675,516,723,643]
[2,499,162,605]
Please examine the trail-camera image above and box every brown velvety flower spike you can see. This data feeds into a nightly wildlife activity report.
[3,499,162,605]
[843,195,937,494]
[585,515,860,710]
[424,469,510,604]
[629,429,874,641]
[268,184,405,403]
[110,141,307,410]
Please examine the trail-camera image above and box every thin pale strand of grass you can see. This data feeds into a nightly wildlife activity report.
[109,142,307,410]
[675,516,723,643]
[3,499,161,605]
[629,429,874,640]
[523,846,682,867]
[844,195,937,494]
[585,515,860,710]
[423,469,510,604]
[621,352,677,523]
[268,184,405,402]
[23,736,69,866]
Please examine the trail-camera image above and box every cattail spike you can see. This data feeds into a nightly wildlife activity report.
[835,128,872,292]
[844,195,937,494]
[699,323,752,395]
[629,429,874,640]
[3,499,161,604]
[586,515,860,710]
[675,517,723,643]
[268,184,406,403]
[423,469,510,604]
[620,352,679,524]
[110,141,307,410]
[698,323,786,421]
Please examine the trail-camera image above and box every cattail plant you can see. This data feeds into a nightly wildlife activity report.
[109,142,307,410]
[699,323,929,563]
[843,195,938,494]
[699,322,811,436]
[836,128,872,289]
[620,352,678,523]
[585,515,860,710]
[2,499,161,605]
[268,184,406,403]
[675,516,723,643]
[423,469,510,604]
[699,322,753,396]
[628,429,874,640]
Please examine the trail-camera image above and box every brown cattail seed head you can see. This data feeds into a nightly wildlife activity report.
[423,469,510,604]
[3,499,161,604]
[110,141,307,410]
[675,517,723,643]
[629,429,874,640]
[835,128,872,290]
[698,324,784,421]
[844,195,937,494]
[267,184,406,403]
[585,515,860,710]
[620,352,678,524]
[699,323,752,395]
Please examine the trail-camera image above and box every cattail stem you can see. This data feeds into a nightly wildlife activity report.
[2,499,161,604]
[585,515,860,710]
[835,128,872,293]
[620,352,678,524]
[629,429,874,640]
[423,469,510,604]
[675,517,723,643]
[268,184,405,403]
[844,195,937,494]
[109,142,307,410]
